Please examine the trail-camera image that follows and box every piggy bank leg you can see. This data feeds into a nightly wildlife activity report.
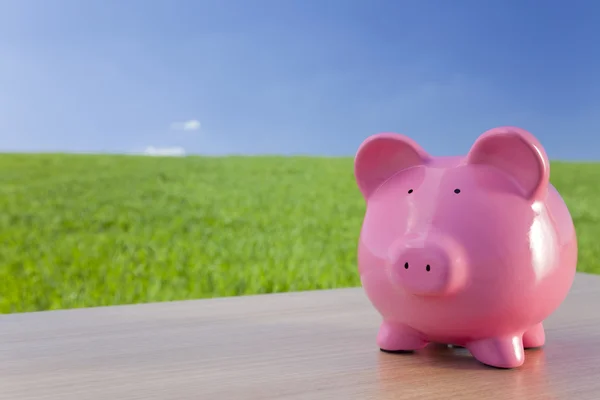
[522,323,545,349]
[466,336,525,369]
[377,321,428,353]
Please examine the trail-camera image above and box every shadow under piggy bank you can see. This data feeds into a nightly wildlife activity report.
[376,344,557,400]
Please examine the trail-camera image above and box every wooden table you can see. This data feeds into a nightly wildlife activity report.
[1,273,600,400]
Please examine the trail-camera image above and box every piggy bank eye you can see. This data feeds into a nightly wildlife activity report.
[407,189,414,194]
[454,188,461,194]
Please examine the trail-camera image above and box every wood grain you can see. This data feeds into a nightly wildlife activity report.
[1,273,600,400]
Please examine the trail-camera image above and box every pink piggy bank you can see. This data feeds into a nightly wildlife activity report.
[354,126,578,369]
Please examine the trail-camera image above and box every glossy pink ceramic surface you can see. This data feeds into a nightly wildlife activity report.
[354,126,578,369]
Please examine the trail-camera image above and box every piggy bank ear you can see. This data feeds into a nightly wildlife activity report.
[354,133,430,199]
[466,126,550,201]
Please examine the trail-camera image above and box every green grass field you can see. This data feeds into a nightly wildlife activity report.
[0,154,598,314]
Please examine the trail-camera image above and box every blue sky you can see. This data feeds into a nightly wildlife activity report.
[1,0,599,160]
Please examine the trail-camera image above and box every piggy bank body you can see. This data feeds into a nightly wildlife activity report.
[354,127,577,369]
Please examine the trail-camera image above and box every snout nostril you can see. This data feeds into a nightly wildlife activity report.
[426,264,431,272]
[404,262,409,269]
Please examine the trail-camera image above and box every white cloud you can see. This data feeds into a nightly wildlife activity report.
[143,146,187,157]
[170,119,201,131]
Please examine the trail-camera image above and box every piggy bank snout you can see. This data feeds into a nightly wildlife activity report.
[389,240,467,296]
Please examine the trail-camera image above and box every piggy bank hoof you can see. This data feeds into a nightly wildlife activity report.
[467,336,525,369]
[522,323,546,349]
[377,321,428,352]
